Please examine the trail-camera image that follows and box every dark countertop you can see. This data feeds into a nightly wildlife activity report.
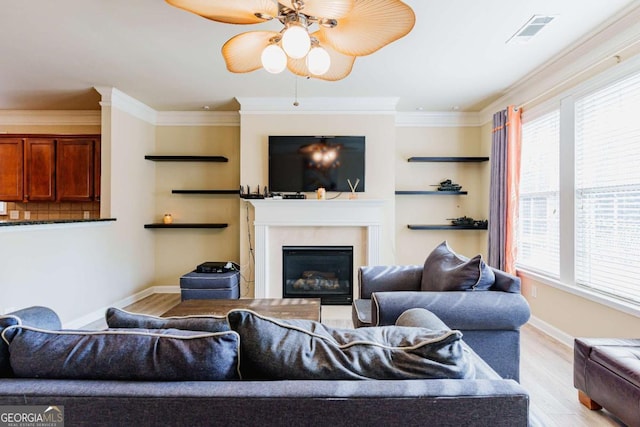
[0,218,116,227]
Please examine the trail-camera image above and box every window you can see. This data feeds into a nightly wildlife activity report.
[518,110,560,276]
[575,71,640,304]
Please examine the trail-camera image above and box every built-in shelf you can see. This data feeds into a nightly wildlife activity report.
[407,156,489,162]
[171,189,239,195]
[395,190,468,195]
[407,224,488,230]
[144,155,228,162]
[144,223,228,229]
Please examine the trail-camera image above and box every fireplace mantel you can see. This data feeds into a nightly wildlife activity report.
[248,199,385,298]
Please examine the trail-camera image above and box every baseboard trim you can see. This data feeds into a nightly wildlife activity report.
[64,285,180,329]
[527,315,575,349]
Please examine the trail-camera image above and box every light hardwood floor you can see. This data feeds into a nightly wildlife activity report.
[106,293,625,426]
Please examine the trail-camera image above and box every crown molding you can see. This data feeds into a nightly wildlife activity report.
[0,110,101,126]
[395,111,483,127]
[478,1,640,124]
[94,86,157,124]
[236,97,399,114]
[156,111,240,126]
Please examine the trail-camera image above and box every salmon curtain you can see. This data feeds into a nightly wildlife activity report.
[488,105,522,274]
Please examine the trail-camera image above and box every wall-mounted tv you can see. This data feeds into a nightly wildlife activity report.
[268,136,365,193]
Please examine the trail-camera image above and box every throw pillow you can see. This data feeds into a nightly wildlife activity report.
[395,308,450,331]
[421,241,495,291]
[2,325,240,381]
[105,307,229,333]
[227,309,474,380]
[0,315,20,378]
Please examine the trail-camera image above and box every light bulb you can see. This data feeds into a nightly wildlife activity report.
[306,46,331,75]
[261,44,287,74]
[282,24,310,59]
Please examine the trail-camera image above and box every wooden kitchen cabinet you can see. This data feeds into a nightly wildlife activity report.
[56,137,98,202]
[24,138,56,202]
[1,134,100,203]
[0,137,24,201]
[94,139,101,201]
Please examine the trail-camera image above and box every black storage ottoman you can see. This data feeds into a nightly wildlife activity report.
[179,270,240,300]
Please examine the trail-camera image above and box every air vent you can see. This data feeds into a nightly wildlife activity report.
[507,15,557,44]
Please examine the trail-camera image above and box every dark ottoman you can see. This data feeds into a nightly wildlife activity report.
[180,270,240,300]
[574,337,640,427]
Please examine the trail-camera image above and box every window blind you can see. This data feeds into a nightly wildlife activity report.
[575,71,640,304]
[518,110,561,276]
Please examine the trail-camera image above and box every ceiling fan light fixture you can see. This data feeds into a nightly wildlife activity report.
[261,43,287,74]
[166,0,415,81]
[306,45,331,75]
[282,22,311,59]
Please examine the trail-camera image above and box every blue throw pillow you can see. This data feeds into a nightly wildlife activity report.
[421,241,495,291]
[106,307,229,333]
[0,306,62,378]
[2,326,240,381]
[227,309,474,380]
[0,315,20,378]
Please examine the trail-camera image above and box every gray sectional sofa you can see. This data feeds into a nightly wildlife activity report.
[0,306,529,426]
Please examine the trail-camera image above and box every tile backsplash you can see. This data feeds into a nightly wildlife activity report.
[0,201,100,221]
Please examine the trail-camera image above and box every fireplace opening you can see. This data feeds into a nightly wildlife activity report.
[282,246,353,305]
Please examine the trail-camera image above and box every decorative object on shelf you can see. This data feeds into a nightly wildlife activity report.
[447,216,488,228]
[163,213,173,224]
[239,184,266,199]
[316,187,326,200]
[433,179,462,192]
[165,0,415,80]
[347,178,360,199]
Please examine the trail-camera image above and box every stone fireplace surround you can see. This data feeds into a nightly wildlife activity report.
[248,199,385,301]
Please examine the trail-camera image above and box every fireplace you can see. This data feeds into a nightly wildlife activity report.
[282,246,353,305]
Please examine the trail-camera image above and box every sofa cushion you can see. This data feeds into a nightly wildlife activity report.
[106,307,229,333]
[421,241,495,291]
[227,309,474,380]
[2,325,240,381]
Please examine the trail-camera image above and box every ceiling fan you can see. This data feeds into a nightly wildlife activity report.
[166,0,415,80]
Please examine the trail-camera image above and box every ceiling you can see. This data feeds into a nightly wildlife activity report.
[1,0,638,112]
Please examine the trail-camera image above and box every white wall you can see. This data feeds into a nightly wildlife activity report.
[0,104,156,325]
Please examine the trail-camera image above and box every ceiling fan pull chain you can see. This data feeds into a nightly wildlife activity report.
[293,76,300,107]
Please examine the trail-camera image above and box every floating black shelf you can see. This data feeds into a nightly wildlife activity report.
[171,189,239,195]
[395,190,468,195]
[144,223,228,229]
[407,224,488,230]
[144,155,228,162]
[407,156,489,162]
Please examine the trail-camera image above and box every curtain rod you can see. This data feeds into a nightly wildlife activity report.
[518,37,640,111]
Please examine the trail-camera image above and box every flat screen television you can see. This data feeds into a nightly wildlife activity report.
[268,136,365,193]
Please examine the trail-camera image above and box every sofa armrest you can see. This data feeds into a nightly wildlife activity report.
[3,306,61,330]
[371,291,531,330]
[358,265,422,298]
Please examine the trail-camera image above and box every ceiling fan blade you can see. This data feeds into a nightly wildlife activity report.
[166,0,278,24]
[287,32,356,81]
[278,0,354,19]
[222,31,279,73]
[319,0,415,56]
